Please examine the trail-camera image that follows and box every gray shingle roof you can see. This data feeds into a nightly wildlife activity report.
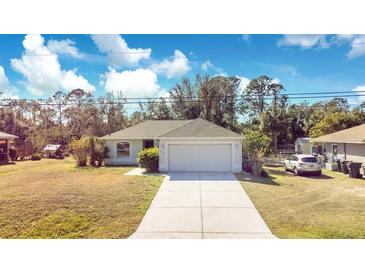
[101,118,242,140]
[101,120,192,140]
[311,123,365,144]
[160,118,242,138]
[0,131,18,139]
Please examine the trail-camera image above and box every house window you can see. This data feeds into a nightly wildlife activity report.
[116,142,130,157]
[332,144,338,155]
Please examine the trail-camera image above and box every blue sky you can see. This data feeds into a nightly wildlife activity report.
[0,34,365,108]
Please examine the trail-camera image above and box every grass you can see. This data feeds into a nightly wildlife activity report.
[237,167,365,239]
[0,158,163,239]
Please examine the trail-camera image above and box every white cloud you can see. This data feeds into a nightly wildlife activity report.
[103,68,161,98]
[0,66,18,99]
[277,34,328,48]
[345,35,365,59]
[200,59,226,76]
[241,34,250,41]
[278,34,365,60]
[91,34,151,68]
[11,34,95,96]
[353,84,365,103]
[201,60,213,71]
[62,70,95,92]
[272,78,281,84]
[0,65,10,90]
[47,39,83,59]
[237,76,250,91]
[151,50,190,79]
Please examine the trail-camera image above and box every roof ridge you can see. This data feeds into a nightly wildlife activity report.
[157,119,196,137]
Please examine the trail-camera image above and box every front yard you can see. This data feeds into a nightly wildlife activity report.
[0,158,163,239]
[237,167,365,239]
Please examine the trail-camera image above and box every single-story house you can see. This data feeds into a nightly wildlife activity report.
[101,118,243,172]
[0,131,18,164]
[295,137,313,154]
[311,123,365,167]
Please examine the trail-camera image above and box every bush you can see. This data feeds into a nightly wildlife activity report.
[69,136,108,167]
[243,129,271,177]
[89,137,108,167]
[137,147,159,172]
[9,147,17,161]
[69,137,89,167]
[31,153,42,161]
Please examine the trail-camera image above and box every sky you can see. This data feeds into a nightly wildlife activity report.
[0,34,365,109]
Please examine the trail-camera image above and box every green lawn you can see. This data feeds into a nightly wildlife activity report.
[237,167,365,239]
[0,158,163,239]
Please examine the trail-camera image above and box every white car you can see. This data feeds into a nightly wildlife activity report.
[283,154,322,176]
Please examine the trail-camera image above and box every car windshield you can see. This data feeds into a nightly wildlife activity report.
[301,157,317,163]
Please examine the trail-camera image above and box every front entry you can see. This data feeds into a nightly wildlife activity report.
[167,144,232,172]
[143,140,154,149]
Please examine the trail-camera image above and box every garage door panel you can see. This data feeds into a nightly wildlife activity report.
[168,144,232,171]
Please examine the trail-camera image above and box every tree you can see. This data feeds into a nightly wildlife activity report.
[98,93,127,135]
[242,129,271,176]
[169,74,241,130]
[169,77,201,119]
[309,110,365,137]
[129,111,144,126]
[141,98,173,120]
[241,75,284,121]
[69,137,90,167]
[198,75,240,130]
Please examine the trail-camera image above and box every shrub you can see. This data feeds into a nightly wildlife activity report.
[137,147,159,172]
[89,137,108,167]
[31,153,42,161]
[9,147,17,161]
[69,137,90,167]
[243,129,271,177]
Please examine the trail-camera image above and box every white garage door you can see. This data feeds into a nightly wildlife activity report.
[168,144,232,171]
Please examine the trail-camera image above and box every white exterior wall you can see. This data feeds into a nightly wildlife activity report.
[158,138,243,173]
[295,141,312,154]
[104,139,143,166]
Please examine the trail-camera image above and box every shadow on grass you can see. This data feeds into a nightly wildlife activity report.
[236,172,280,186]
[268,167,334,180]
[306,174,334,180]
[0,161,17,166]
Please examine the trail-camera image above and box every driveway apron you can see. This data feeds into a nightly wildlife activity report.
[130,172,277,239]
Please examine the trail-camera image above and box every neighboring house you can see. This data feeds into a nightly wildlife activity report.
[311,124,365,166]
[0,131,18,164]
[43,144,63,158]
[101,118,243,172]
[295,137,313,154]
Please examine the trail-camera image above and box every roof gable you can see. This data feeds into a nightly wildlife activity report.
[311,124,365,143]
[160,118,242,138]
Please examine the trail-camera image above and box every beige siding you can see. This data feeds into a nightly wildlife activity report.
[321,142,365,174]
[104,139,142,165]
[346,143,365,163]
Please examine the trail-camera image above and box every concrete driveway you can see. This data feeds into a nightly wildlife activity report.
[130,172,276,239]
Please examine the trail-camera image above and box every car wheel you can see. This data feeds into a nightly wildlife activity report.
[293,167,300,176]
